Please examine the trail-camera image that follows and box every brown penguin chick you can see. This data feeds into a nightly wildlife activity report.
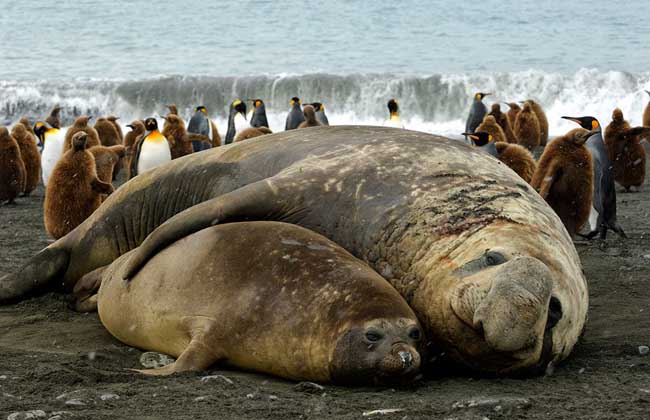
[530,128,594,236]
[19,117,37,139]
[11,123,41,195]
[44,131,114,239]
[167,104,179,115]
[0,127,26,204]
[505,102,522,128]
[643,90,650,127]
[298,105,322,129]
[89,145,126,185]
[475,115,507,144]
[604,108,649,191]
[210,119,221,147]
[45,106,62,129]
[488,103,517,143]
[123,120,145,179]
[94,117,120,147]
[107,116,123,143]
[494,142,537,183]
[234,126,273,142]
[526,100,549,146]
[514,102,541,151]
[64,116,100,151]
[162,114,193,159]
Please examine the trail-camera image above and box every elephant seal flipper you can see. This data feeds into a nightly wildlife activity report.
[122,179,284,280]
[0,247,69,303]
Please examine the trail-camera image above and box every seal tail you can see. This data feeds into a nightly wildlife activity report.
[0,246,70,304]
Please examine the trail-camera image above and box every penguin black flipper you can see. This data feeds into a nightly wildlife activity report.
[130,135,145,178]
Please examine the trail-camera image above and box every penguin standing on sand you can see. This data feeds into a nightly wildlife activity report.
[488,103,517,144]
[562,116,626,239]
[107,116,123,143]
[187,106,213,152]
[225,100,248,144]
[248,99,270,128]
[514,102,541,150]
[130,118,171,177]
[643,90,650,127]
[11,123,41,195]
[0,127,26,204]
[504,102,522,128]
[384,99,404,128]
[531,128,594,237]
[123,120,145,180]
[525,100,549,146]
[463,131,536,183]
[604,108,650,191]
[464,92,490,142]
[309,102,330,126]
[45,106,62,129]
[298,105,322,129]
[34,121,65,185]
[285,97,305,131]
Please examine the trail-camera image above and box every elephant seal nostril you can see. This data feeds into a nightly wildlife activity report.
[546,296,563,331]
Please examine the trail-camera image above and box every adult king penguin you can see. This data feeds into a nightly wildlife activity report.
[248,99,270,128]
[285,97,305,130]
[130,118,171,177]
[465,92,490,143]
[563,116,626,239]
[310,102,330,126]
[187,106,213,152]
[225,100,248,144]
[384,99,404,128]
[34,121,65,186]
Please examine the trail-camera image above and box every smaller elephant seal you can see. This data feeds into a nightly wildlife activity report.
[77,221,424,385]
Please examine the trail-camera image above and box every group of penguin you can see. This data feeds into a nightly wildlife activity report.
[463,90,650,239]
[1,90,648,242]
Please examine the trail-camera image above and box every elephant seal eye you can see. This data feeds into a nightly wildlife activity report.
[365,330,383,342]
[485,251,506,266]
[408,327,421,341]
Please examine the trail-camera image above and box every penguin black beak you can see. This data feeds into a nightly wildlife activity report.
[126,124,134,129]
[561,116,581,125]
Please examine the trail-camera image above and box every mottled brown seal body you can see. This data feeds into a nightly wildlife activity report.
[64,116,100,151]
[2,126,587,376]
[0,128,26,204]
[515,102,541,151]
[11,123,41,195]
[531,128,593,236]
[44,132,114,239]
[81,222,425,384]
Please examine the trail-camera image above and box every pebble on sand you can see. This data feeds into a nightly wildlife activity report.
[639,345,650,355]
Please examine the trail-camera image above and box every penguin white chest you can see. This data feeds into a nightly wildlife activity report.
[41,129,65,185]
[138,137,171,174]
[384,116,404,129]
[234,113,248,134]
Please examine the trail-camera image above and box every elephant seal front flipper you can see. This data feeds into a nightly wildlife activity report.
[122,179,290,280]
[0,246,69,303]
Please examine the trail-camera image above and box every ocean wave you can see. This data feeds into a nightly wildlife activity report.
[2,69,649,136]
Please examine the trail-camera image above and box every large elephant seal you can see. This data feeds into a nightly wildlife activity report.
[0,126,588,375]
[76,221,423,384]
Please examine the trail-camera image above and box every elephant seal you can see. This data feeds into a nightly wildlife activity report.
[0,126,587,375]
[76,221,424,384]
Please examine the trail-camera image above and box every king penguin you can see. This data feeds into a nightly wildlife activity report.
[225,100,248,144]
[34,121,65,186]
[462,131,498,157]
[384,99,404,128]
[130,118,171,177]
[562,116,626,239]
[464,92,490,143]
[285,97,305,130]
[187,106,213,152]
[643,90,650,127]
[248,99,270,128]
[309,102,330,126]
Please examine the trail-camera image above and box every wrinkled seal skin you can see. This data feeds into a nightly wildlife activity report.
[89,221,423,384]
[1,126,588,375]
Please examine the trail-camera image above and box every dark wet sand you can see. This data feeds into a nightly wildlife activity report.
[1,148,650,420]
